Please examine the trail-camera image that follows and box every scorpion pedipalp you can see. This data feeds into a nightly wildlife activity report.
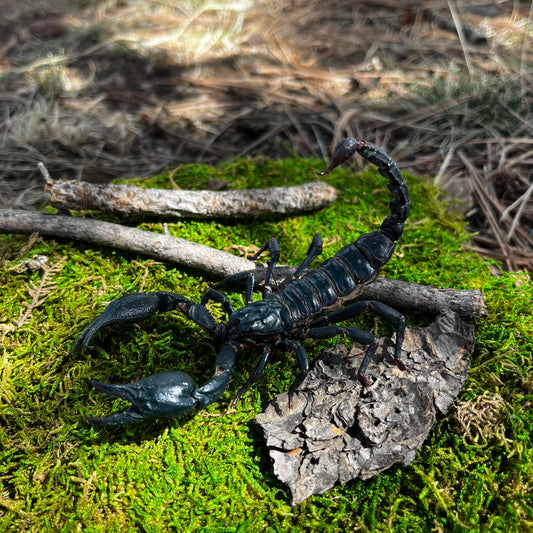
[87,371,199,425]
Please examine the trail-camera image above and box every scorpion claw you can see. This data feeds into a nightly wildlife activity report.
[87,406,144,426]
[87,371,199,425]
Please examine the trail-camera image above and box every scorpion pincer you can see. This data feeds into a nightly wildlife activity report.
[72,138,410,425]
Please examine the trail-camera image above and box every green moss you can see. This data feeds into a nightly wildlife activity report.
[1,158,531,532]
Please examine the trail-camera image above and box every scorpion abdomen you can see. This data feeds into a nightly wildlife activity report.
[275,242,380,324]
[355,231,396,269]
[334,242,376,282]
[275,279,322,322]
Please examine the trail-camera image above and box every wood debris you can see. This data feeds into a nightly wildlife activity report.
[44,178,338,219]
[256,310,475,505]
[0,210,487,319]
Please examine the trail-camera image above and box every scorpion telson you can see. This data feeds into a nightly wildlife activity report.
[72,138,410,425]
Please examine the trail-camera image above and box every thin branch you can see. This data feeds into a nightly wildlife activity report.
[44,178,338,219]
[0,210,252,279]
[1,210,487,319]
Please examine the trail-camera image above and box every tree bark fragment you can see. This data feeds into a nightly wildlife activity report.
[256,311,475,505]
[44,178,338,219]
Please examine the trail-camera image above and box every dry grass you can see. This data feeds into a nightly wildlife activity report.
[452,392,511,446]
[0,0,531,270]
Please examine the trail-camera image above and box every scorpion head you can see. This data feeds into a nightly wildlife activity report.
[227,299,292,340]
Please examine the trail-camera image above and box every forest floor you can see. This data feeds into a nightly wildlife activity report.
[0,0,532,271]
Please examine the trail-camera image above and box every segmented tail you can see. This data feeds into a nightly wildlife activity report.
[319,138,410,242]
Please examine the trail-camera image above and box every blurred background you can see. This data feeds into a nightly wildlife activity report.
[0,0,531,271]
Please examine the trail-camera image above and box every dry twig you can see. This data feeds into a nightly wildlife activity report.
[44,178,338,219]
[0,210,487,319]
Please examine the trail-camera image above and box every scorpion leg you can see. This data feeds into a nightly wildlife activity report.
[278,341,309,408]
[232,341,310,409]
[307,325,379,387]
[249,237,280,299]
[311,300,407,381]
[209,271,255,305]
[201,288,235,316]
[293,233,323,278]
[230,345,271,408]
[208,237,280,303]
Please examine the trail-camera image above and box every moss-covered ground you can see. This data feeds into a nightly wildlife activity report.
[1,158,531,532]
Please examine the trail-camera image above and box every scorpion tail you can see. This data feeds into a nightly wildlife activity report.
[319,138,410,266]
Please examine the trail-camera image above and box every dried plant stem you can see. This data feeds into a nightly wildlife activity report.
[44,178,338,219]
[446,0,473,74]
[500,180,533,242]
[0,210,487,319]
[458,151,530,271]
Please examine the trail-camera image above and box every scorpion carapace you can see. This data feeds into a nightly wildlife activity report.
[72,138,410,425]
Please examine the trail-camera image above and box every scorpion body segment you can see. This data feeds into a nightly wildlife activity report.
[73,139,410,425]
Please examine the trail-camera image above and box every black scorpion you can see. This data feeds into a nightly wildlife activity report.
[72,138,410,425]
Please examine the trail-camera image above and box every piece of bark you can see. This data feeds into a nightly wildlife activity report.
[256,310,475,505]
[0,210,487,318]
[44,178,338,219]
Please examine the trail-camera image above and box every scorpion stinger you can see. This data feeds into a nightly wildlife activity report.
[73,138,410,425]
